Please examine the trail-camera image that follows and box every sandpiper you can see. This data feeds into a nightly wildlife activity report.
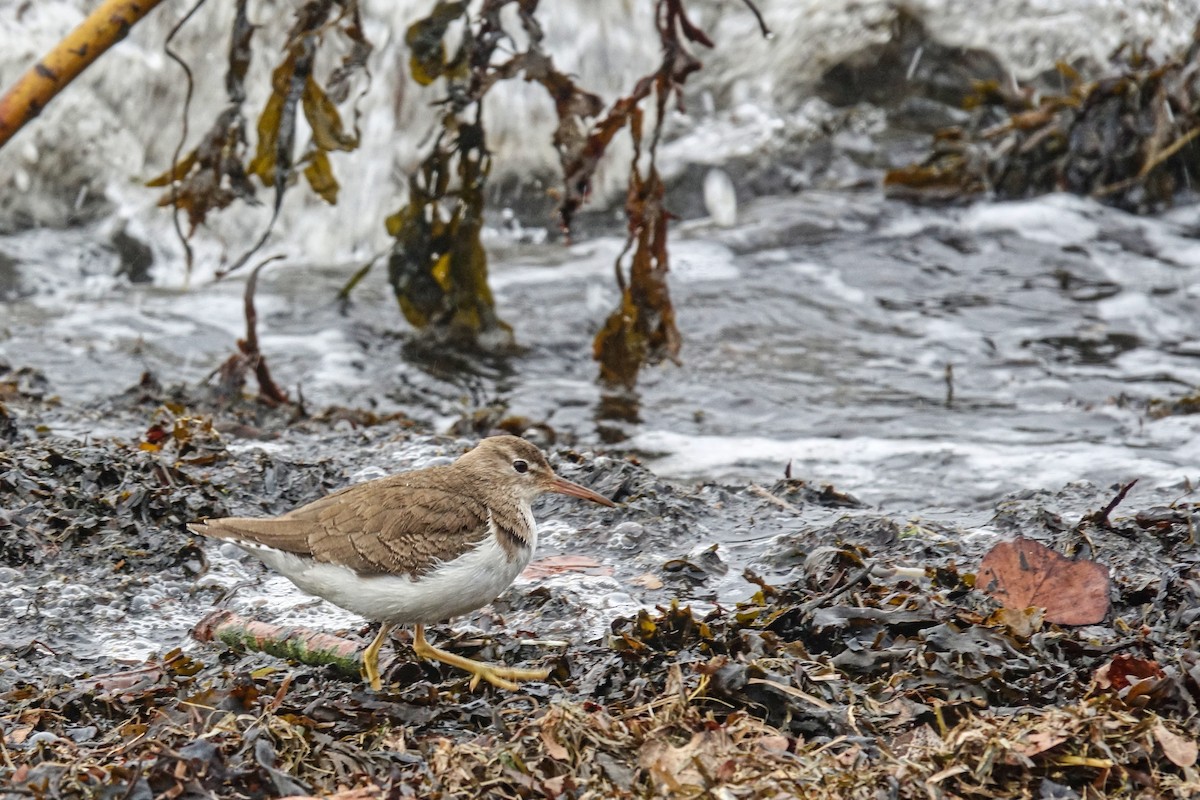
[190,435,615,690]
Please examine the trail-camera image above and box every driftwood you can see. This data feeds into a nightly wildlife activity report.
[192,608,377,680]
[0,0,167,150]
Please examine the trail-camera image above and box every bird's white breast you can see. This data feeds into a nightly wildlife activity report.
[237,510,536,625]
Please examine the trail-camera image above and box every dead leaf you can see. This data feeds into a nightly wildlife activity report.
[1091,654,1169,707]
[542,776,569,795]
[976,537,1110,624]
[1014,729,1068,757]
[834,743,863,767]
[639,729,732,793]
[3,724,33,746]
[1092,654,1165,692]
[540,726,570,761]
[1153,722,1198,768]
[985,605,1045,638]
[630,572,664,590]
[755,735,790,752]
[522,555,613,579]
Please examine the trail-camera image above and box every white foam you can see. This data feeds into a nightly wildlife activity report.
[631,428,1199,511]
[960,195,1101,247]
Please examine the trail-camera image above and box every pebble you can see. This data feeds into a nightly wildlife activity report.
[703,168,738,227]
[29,731,62,745]
[607,521,644,550]
[129,594,155,613]
[219,543,247,560]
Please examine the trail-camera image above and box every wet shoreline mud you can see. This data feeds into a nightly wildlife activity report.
[3,369,1198,798]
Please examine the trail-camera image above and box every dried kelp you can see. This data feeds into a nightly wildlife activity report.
[7,0,768,383]
[206,257,292,407]
[151,0,371,276]
[887,27,1200,212]
[0,438,220,570]
[374,0,763,372]
[591,0,717,388]
[147,0,258,254]
[382,0,598,343]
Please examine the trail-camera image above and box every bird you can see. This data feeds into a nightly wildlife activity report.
[189,435,615,691]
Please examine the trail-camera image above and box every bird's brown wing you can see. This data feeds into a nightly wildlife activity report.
[189,469,492,578]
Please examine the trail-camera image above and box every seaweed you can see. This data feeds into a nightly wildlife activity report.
[150,0,371,277]
[205,257,292,408]
[5,496,1199,799]
[146,0,258,261]
[887,24,1200,213]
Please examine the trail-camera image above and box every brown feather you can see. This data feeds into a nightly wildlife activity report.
[189,466,498,578]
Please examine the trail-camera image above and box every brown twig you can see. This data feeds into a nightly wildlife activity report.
[739,0,771,38]
[207,255,291,405]
[162,0,215,277]
[1081,479,1138,530]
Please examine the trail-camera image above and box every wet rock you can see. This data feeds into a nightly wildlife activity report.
[129,594,156,613]
[0,248,26,300]
[0,402,16,441]
[607,521,644,550]
[110,227,155,284]
[815,8,1006,118]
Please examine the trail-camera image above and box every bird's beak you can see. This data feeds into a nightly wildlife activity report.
[548,475,617,507]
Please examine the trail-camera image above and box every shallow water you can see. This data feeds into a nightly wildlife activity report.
[4,190,1198,514]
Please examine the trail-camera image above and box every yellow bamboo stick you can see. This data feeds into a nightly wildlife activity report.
[0,0,168,150]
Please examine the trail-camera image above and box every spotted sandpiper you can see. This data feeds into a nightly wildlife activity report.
[189,435,615,690]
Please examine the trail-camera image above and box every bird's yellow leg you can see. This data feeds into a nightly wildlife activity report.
[361,622,393,691]
[412,624,551,691]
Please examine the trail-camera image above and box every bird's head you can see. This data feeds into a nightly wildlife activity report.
[457,435,616,507]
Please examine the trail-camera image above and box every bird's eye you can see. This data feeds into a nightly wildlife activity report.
[512,459,529,474]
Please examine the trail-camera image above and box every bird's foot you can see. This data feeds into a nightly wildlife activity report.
[466,662,552,691]
[361,622,394,691]
[414,624,550,691]
[362,659,384,692]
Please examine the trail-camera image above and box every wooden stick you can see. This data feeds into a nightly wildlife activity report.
[0,0,168,150]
